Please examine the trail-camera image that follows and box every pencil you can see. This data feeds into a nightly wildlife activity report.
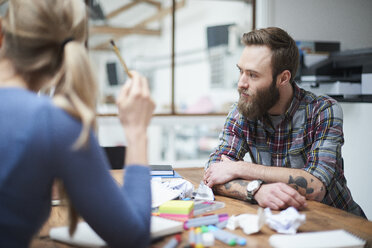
[109,40,132,78]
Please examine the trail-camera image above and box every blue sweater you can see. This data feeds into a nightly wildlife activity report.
[0,88,151,247]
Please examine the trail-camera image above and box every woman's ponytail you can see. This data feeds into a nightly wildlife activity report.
[53,40,98,149]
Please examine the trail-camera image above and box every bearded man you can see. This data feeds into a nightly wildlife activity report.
[203,27,366,218]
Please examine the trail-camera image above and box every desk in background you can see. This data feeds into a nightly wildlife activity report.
[31,168,372,248]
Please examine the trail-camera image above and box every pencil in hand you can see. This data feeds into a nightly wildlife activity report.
[109,40,132,78]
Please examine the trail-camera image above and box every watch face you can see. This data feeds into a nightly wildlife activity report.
[247,180,259,191]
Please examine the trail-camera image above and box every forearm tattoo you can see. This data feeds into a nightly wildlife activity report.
[315,186,325,201]
[288,175,314,196]
[213,180,248,201]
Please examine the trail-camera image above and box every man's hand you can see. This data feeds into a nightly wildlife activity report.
[204,155,240,187]
[254,182,307,210]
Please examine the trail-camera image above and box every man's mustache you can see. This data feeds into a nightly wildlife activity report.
[238,88,251,96]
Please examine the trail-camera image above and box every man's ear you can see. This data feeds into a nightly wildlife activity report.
[276,70,291,87]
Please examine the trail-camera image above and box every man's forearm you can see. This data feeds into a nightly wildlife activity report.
[212,179,248,201]
[213,178,308,210]
[262,166,325,201]
[238,162,325,201]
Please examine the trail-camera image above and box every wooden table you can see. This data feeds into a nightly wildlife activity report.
[31,168,372,248]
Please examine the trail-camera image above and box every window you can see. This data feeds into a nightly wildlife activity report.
[88,0,255,115]
[174,0,253,114]
[89,0,255,166]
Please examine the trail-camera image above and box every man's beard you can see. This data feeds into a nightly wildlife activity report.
[237,80,280,120]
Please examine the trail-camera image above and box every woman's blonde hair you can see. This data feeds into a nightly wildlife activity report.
[1,0,97,149]
[1,0,97,234]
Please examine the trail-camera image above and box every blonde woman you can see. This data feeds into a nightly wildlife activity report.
[0,0,155,247]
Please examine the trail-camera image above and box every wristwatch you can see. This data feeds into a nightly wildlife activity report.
[246,179,263,204]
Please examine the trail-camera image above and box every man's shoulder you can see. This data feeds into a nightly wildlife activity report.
[295,87,343,121]
[298,86,340,110]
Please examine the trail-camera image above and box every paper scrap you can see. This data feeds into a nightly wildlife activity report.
[193,181,214,201]
[264,207,306,234]
[161,178,194,199]
[226,215,239,230]
[226,208,265,235]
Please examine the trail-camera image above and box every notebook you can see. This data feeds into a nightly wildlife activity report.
[150,216,184,239]
[49,222,105,247]
[269,229,366,248]
[49,216,184,246]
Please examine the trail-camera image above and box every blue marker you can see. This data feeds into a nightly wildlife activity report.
[208,225,247,246]
[215,219,228,229]
[184,214,229,229]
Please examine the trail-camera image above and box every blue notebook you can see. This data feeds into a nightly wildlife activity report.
[151,171,182,178]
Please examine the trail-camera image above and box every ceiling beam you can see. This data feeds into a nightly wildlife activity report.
[106,1,141,19]
[90,0,186,50]
[106,0,161,20]
[136,0,185,28]
[90,25,161,36]
[143,0,161,8]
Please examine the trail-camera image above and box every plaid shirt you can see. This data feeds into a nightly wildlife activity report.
[207,84,365,217]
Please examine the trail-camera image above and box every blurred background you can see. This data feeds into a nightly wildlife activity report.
[86,0,372,218]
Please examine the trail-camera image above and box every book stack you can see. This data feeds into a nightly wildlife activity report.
[151,165,174,176]
[151,165,183,179]
[158,200,194,222]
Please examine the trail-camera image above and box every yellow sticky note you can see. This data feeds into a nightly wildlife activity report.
[159,200,194,215]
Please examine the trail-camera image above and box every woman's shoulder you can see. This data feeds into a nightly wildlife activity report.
[11,90,84,134]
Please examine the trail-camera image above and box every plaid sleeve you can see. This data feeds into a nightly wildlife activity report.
[304,99,344,188]
[205,103,249,169]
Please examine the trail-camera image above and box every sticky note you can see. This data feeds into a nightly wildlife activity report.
[159,200,194,215]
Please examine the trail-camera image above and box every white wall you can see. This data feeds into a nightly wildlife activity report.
[341,103,372,220]
[260,0,372,219]
[260,0,372,50]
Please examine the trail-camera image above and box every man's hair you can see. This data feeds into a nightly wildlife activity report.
[241,27,299,83]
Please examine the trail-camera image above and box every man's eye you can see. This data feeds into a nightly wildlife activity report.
[250,73,257,78]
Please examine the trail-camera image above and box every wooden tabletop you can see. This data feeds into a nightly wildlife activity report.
[31,167,372,248]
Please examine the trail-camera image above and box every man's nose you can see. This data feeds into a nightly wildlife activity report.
[238,74,249,89]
